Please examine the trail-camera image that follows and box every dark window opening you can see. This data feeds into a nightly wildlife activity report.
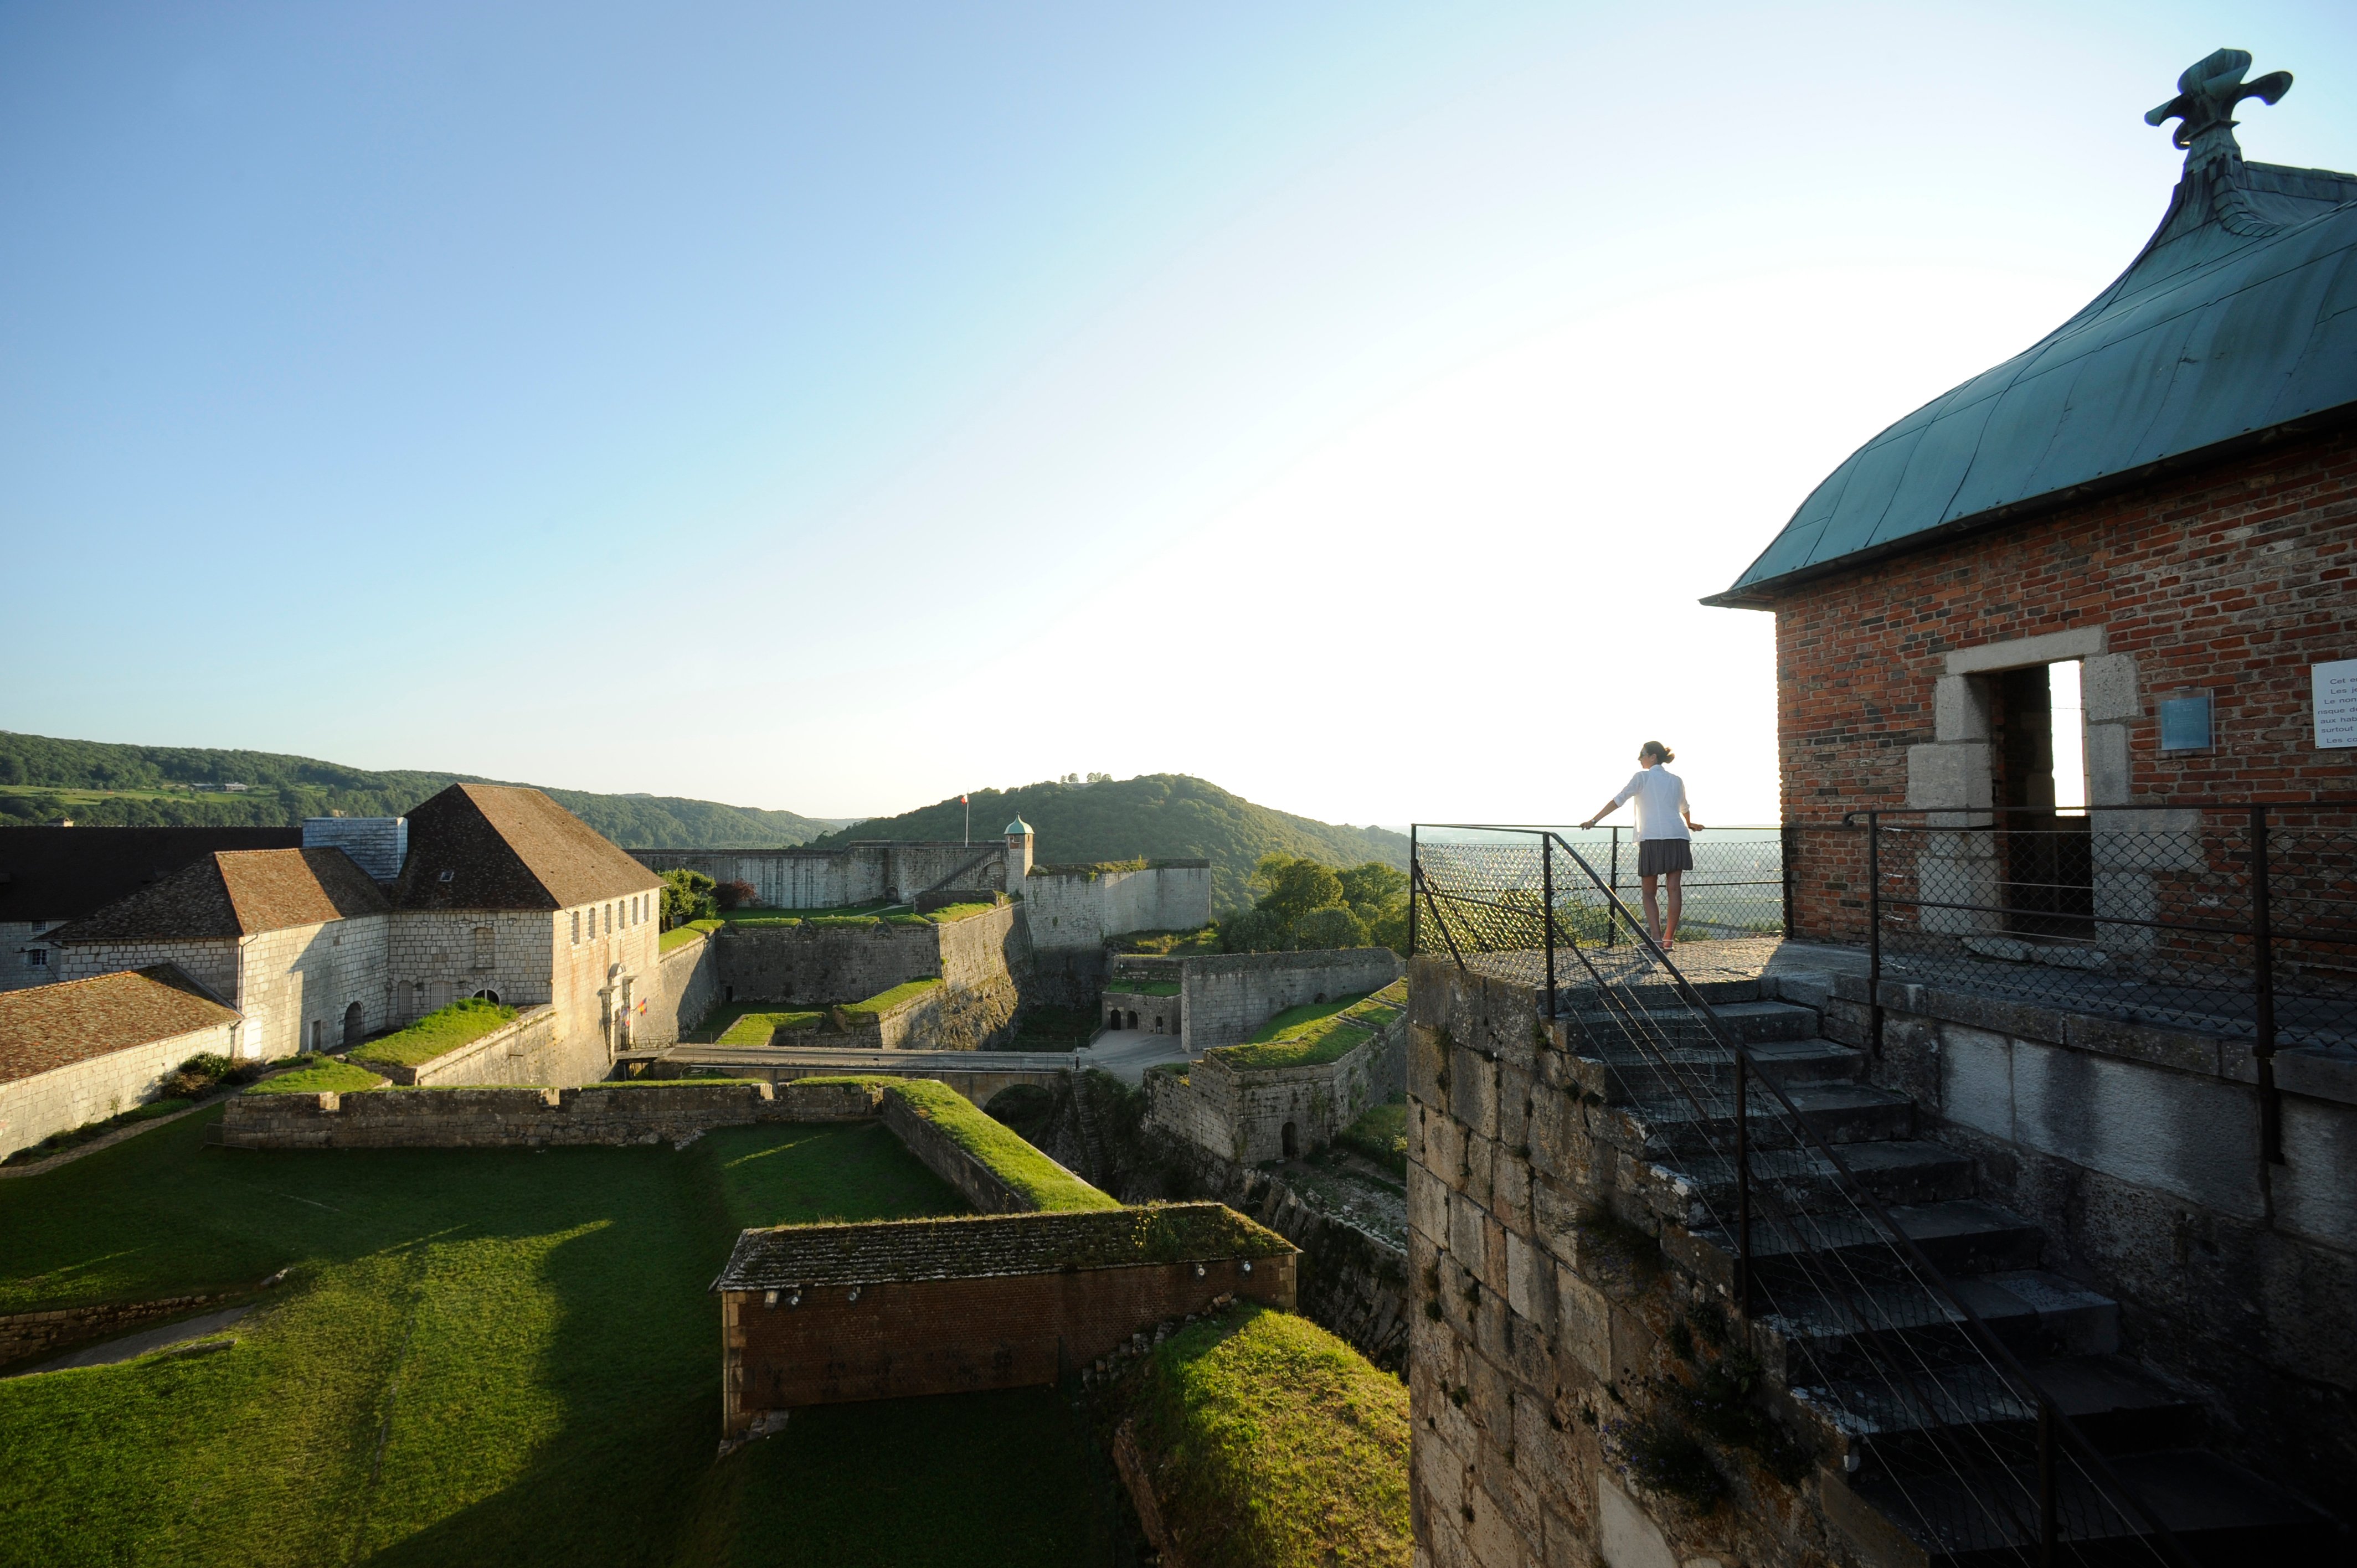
[1281,1121,1298,1159]
[342,1002,364,1046]
[1126,1010,1139,1030]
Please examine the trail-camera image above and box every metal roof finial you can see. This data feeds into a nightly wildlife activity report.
[2146,49,2291,162]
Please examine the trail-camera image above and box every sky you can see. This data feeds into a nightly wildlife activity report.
[6,2,2354,828]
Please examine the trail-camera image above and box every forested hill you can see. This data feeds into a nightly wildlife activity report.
[804,775,1409,911]
[0,732,845,849]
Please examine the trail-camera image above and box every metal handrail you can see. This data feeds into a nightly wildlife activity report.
[1412,825,2201,1568]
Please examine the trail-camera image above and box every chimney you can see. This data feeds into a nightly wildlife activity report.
[303,816,409,884]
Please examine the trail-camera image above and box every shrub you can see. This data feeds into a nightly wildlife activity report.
[1609,1415,1726,1512]
[1217,907,1289,954]
[661,867,718,926]
[713,879,756,911]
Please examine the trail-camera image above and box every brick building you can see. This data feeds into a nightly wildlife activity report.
[712,1203,1296,1435]
[1705,50,2355,940]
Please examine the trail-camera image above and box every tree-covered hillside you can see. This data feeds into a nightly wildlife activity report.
[0,732,844,849]
[806,775,1409,911]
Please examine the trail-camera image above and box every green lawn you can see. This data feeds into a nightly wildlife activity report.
[1126,1302,1410,1567]
[1107,979,1180,997]
[245,1058,390,1095]
[1211,982,1403,1071]
[0,1108,1126,1566]
[659,919,723,953]
[841,977,942,1019]
[350,998,519,1071]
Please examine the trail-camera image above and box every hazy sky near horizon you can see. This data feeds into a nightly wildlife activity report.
[7,3,2354,827]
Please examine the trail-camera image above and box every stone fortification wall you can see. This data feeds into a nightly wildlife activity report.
[1021,864,1211,953]
[1176,947,1403,1054]
[936,903,1028,992]
[636,842,1012,909]
[880,1090,1062,1213]
[640,932,721,1048]
[714,922,941,1005]
[1821,974,2357,1505]
[215,1078,879,1150]
[1147,1005,1405,1165]
[0,1018,239,1162]
[0,1288,251,1369]
[359,1004,564,1087]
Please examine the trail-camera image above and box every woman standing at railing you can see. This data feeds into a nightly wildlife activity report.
[1579,741,1702,952]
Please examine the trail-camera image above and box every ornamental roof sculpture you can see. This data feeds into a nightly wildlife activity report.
[1707,51,2356,608]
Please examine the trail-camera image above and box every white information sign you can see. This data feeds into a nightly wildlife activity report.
[2315,659,2357,750]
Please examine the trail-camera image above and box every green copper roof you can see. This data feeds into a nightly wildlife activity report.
[1003,817,1033,835]
[1708,51,2357,608]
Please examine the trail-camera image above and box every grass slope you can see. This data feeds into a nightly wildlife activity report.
[1126,1302,1411,1568]
[880,1079,1120,1212]
[1211,982,1403,1071]
[0,1110,1124,1566]
[0,730,843,849]
[803,775,1408,911]
[349,998,518,1070]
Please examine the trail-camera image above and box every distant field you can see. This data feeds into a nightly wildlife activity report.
[0,1110,1128,1566]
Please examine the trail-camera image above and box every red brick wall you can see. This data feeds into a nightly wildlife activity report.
[1767,424,2357,939]
[721,1255,1295,1430]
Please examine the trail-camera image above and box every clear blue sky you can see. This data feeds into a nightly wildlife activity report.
[6,2,2352,824]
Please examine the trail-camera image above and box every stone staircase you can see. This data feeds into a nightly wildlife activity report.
[1561,976,2339,1566]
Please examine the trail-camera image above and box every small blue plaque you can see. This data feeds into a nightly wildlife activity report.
[2158,694,2212,752]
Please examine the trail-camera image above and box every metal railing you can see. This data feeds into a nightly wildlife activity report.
[1849,801,2357,1163]
[1412,826,2196,1567]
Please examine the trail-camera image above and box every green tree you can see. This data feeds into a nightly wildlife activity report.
[1218,907,1291,954]
[1337,862,1406,908]
[1254,854,1344,921]
[1293,904,1371,951]
[661,868,717,927]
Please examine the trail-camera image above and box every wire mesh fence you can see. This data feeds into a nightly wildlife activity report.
[1856,803,2357,1049]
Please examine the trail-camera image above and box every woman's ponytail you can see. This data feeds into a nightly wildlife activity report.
[1640,740,1675,765]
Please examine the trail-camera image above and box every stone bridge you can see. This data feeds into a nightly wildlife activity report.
[638,1044,1083,1108]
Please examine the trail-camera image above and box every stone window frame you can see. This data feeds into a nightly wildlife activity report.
[1909,626,2138,811]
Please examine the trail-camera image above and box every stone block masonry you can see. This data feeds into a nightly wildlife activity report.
[358,1005,564,1088]
[1170,947,1403,1054]
[1145,1001,1406,1165]
[0,1290,250,1369]
[214,1079,868,1150]
[713,922,943,1007]
[640,930,721,1049]
[0,1017,240,1161]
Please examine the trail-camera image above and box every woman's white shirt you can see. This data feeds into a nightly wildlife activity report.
[1611,766,1691,842]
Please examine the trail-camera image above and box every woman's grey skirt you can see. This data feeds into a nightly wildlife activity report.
[1637,838,1694,875]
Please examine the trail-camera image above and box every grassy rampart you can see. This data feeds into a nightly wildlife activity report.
[1208,981,1404,1071]
[348,998,519,1071]
[244,1059,393,1096]
[879,1078,1119,1212]
[1124,1302,1409,1567]
[840,978,942,1021]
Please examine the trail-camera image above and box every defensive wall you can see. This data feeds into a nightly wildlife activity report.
[1109,946,1403,1054]
[1145,997,1407,1166]
[1022,862,1211,952]
[641,930,722,1049]
[351,1004,567,1088]
[634,842,1010,908]
[639,1053,1072,1110]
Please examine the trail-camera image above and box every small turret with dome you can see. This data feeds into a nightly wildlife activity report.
[1002,816,1035,882]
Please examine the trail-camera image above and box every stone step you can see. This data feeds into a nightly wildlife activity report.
[1563,999,1823,1049]
[1618,1081,1917,1159]
[1552,974,1763,1010]
[1645,1139,1974,1229]
[1582,1038,1866,1105]
[1797,1354,2200,1476]
[1754,1267,2117,1385]
[1669,1198,2041,1294]
[1841,1447,2338,1567]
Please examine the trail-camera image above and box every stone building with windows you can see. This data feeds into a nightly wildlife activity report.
[37,783,661,1082]
[0,826,302,992]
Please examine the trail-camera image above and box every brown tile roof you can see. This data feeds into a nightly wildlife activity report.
[395,784,660,911]
[0,827,303,925]
[712,1202,1296,1292]
[0,965,240,1085]
[44,849,390,945]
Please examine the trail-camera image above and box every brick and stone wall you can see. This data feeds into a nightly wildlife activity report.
[56,920,397,1061]
[1175,948,1404,1054]
[0,1289,247,1369]
[722,1253,1294,1424]
[1761,425,2356,938]
[0,1018,238,1160]
[1146,1004,1406,1165]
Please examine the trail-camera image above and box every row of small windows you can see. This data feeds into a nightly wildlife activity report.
[570,893,651,945]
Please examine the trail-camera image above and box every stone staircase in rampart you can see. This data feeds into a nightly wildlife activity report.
[1561,976,2338,1566]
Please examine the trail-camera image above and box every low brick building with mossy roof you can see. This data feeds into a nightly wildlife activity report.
[713,1201,1298,1432]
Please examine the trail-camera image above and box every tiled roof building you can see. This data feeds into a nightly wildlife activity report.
[1,826,302,993]
[0,965,240,1159]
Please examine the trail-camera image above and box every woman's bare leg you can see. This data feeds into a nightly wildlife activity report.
[1665,869,1684,948]
[1640,873,1663,945]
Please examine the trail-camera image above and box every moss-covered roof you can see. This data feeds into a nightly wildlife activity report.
[712,1201,1294,1292]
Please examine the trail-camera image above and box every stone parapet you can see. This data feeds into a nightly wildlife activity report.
[213,1079,882,1150]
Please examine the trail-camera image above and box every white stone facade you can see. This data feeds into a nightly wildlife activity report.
[0,1017,238,1159]
[2,921,64,994]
